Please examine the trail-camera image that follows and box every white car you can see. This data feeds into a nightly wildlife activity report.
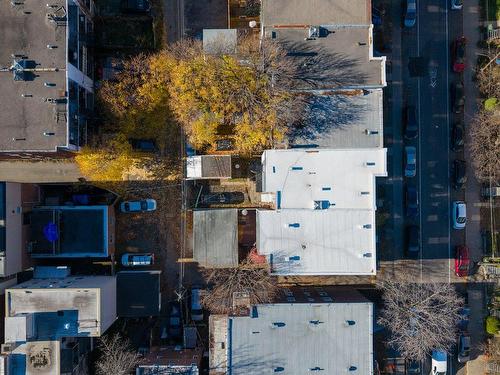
[452,201,467,229]
[431,350,447,375]
[120,198,157,213]
[405,146,417,177]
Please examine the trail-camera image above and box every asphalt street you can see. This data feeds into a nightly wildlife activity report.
[400,0,466,373]
[391,0,465,281]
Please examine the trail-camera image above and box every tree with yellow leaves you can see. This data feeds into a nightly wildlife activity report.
[96,38,302,156]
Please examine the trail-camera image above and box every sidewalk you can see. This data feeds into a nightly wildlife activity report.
[463,0,489,374]
[463,0,483,263]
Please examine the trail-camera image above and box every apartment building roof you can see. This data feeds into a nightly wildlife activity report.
[289,89,383,148]
[261,0,371,26]
[0,0,68,152]
[257,148,386,275]
[210,302,373,375]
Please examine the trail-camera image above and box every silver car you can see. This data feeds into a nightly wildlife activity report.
[120,198,157,213]
[405,146,417,177]
[452,201,467,230]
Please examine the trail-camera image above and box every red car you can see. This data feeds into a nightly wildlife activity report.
[455,245,470,277]
[453,37,467,73]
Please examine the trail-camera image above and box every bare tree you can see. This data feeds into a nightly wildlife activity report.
[201,257,278,314]
[476,45,500,99]
[95,333,142,375]
[469,109,500,182]
[377,277,463,361]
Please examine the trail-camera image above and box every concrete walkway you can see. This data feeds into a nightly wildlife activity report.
[463,0,483,263]
[462,0,489,373]
[0,161,83,183]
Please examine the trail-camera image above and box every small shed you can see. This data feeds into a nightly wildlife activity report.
[193,209,238,268]
[186,155,232,179]
[117,270,161,317]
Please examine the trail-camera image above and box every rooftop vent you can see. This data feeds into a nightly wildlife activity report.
[365,129,379,135]
[272,322,286,328]
[274,367,285,373]
[346,320,356,326]
[314,200,333,210]
[363,224,372,229]
[363,252,372,258]
[360,191,370,195]
[365,162,376,167]
[284,256,300,261]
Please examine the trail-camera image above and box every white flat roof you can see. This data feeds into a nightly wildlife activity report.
[258,148,386,275]
[261,149,387,210]
[257,209,376,275]
[228,303,374,375]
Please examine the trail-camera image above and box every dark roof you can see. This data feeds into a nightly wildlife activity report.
[117,271,161,318]
[0,0,69,152]
[193,209,238,268]
[29,207,106,257]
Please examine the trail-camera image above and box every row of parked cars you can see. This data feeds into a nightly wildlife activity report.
[430,296,471,374]
[404,0,463,28]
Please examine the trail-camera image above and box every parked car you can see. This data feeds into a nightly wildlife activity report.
[431,350,447,375]
[455,245,470,277]
[200,192,245,205]
[407,225,420,258]
[459,294,470,331]
[452,160,467,190]
[452,37,467,73]
[121,253,154,267]
[191,286,203,322]
[452,82,465,113]
[457,334,471,362]
[404,0,417,27]
[452,201,467,229]
[405,146,417,177]
[451,0,463,9]
[406,186,419,217]
[405,105,418,139]
[169,302,182,339]
[451,123,464,151]
[120,198,157,213]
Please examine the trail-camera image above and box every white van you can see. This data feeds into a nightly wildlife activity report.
[191,287,203,321]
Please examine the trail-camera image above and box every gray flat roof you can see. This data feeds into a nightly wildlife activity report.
[265,26,385,89]
[262,0,371,26]
[289,89,383,148]
[228,303,373,375]
[193,209,238,268]
[0,0,68,152]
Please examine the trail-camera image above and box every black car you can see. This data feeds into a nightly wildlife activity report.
[453,159,467,190]
[406,225,420,258]
[200,192,245,205]
[405,106,418,139]
[451,124,464,151]
[406,186,419,217]
[452,82,465,113]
